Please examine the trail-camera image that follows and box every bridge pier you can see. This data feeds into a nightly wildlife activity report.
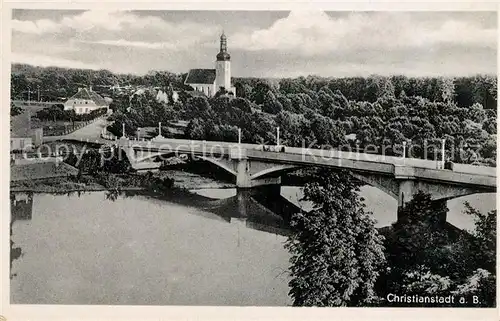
[397,180,415,208]
[235,159,281,188]
[236,189,251,218]
[123,141,161,172]
[396,179,447,226]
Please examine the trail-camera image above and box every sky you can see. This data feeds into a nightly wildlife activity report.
[10,9,498,78]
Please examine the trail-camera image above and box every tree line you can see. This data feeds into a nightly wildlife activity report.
[10,63,188,102]
[183,76,496,165]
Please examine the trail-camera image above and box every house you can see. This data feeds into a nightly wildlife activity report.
[184,32,236,97]
[10,110,43,152]
[64,87,109,114]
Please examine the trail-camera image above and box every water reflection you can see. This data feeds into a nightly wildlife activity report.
[9,186,496,305]
[105,189,121,201]
[10,192,33,278]
[10,190,292,305]
[119,186,300,237]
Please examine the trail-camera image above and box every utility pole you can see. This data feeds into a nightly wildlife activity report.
[238,128,241,144]
[441,138,446,168]
[122,123,126,138]
[402,141,407,160]
[37,85,40,102]
[158,122,162,137]
[27,87,31,102]
[276,127,280,146]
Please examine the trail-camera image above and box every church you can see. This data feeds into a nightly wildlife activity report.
[184,32,236,97]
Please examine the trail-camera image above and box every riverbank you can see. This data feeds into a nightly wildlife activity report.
[10,169,235,194]
[11,176,108,193]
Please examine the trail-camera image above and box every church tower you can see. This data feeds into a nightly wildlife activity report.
[215,32,231,92]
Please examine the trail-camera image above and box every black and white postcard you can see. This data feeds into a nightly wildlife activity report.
[2,2,498,321]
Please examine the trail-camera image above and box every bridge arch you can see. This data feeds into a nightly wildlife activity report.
[197,156,237,176]
[250,164,302,180]
[134,152,177,163]
[349,172,399,200]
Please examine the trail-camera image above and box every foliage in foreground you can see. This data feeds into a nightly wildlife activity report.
[285,169,386,306]
[379,192,496,307]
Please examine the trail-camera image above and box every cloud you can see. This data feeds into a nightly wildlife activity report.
[59,10,133,32]
[12,10,221,56]
[78,39,176,50]
[10,10,496,77]
[231,11,497,56]
[12,10,219,43]
[12,10,141,34]
[12,52,102,71]
[12,18,60,34]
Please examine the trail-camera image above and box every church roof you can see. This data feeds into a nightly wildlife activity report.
[67,88,108,106]
[185,69,216,85]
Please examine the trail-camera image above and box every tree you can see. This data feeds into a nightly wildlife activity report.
[102,148,131,174]
[185,96,212,119]
[185,118,206,140]
[230,97,251,113]
[279,78,304,95]
[234,82,252,99]
[437,77,455,103]
[10,102,22,116]
[462,203,496,274]
[389,192,449,270]
[78,150,102,175]
[379,191,496,307]
[285,169,386,306]
[214,87,229,98]
[377,191,454,301]
[469,103,487,124]
[482,117,497,135]
[451,268,495,307]
[251,80,274,105]
[262,90,283,114]
[277,95,293,112]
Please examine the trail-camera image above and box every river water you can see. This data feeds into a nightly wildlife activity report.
[10,186,495,306]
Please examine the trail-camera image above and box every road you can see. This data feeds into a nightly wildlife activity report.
[43,117,114,144]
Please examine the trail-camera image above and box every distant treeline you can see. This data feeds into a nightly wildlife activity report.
[11,63,497,110]
[10,63,189,101]
[233,74,497,109]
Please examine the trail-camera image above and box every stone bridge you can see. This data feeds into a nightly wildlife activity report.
[118,137,496,221]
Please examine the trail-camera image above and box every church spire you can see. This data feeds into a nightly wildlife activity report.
[216,31,230,61]
[220,31,227,52]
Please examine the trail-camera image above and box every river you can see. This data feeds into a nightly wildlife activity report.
[10,185,495,306]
